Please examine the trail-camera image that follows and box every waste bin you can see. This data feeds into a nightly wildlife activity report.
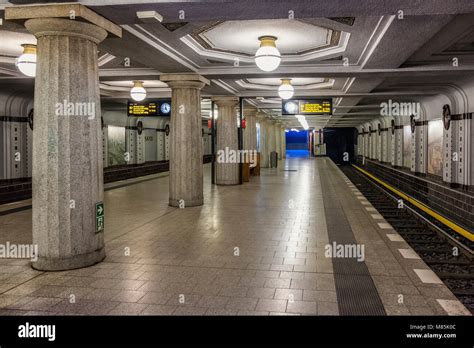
[270,151,278,168]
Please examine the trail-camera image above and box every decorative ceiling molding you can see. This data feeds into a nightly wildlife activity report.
[0,56,17,64]
[235,78,335,90]
[99,67,162,77]
[98,53,116,67]
[191,19,339,56]
[182,32,350,63]
[122,24,200,71]
[212,79,240,94]
[181,19,350,63]
[0,66,23,77]
[357,15,395,68]
[99,82,170,93]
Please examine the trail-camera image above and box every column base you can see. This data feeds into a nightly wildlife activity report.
[169,198,203,207]
[32,247,105,271]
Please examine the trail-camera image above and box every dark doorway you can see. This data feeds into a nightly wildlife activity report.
[323,128,357,164]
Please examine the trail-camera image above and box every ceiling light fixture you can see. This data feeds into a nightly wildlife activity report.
[278,79,294,100]
[255,36,281,72]
[16,44,37,77]
[295,115,309,130]
[130,81,146,101]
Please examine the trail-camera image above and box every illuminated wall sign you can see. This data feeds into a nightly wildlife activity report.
[282,98,332,115]
[127,99,171,117]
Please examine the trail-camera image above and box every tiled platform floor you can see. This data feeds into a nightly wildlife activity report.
[0,157,469,315]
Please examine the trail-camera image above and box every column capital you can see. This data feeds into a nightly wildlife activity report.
[5,3,121,38]
[25,18,108,44]
[160,73,210,89]
[211,95,239,107]
[244,107,258,118]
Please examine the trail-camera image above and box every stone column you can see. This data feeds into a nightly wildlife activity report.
[23,18,112,270]
[267,121,276,155]
[280,126,287,159]
[275,122,282,160]
[257,114,269,168]
[160,74,209,207]
[243,107,257,154]
[212,96,239,185]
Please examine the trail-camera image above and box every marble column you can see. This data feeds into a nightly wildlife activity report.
[160,74,209,207]
[212,96,240,185]
[23,18,113,271]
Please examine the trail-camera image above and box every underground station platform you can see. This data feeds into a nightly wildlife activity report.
[0,0,473,346]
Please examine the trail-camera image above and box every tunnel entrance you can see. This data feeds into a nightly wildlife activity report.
[285,129,309,157]
[323,127,357,164]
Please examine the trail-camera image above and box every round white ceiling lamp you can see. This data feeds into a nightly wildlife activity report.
[278,79,294,100]
[16,44,37,77]
[255,36,281,72]
[130,81,146,101]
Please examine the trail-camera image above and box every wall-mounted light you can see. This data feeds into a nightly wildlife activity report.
[130,81,146,101]
[255,36,281,72]
[278,79,294,100]
[16,44,37,77]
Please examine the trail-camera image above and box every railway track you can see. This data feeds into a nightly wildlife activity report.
[340,164,474,314]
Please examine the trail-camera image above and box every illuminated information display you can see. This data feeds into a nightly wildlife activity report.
[127,99,171,117]
[128,102,157,116]
[282,98,332,115]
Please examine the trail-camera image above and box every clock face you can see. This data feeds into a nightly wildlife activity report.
[160,103,171,114]
[284,101,298,114]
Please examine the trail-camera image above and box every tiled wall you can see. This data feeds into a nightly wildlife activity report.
[355,156,473,231]
[0,155,214,205]
[0,178,31,205]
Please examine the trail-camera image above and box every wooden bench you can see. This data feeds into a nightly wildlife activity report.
[242,152,260,182]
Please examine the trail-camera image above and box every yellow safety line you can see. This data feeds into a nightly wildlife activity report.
[352,164,474,242]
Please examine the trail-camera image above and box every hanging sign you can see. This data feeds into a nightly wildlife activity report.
[282,98,332,115]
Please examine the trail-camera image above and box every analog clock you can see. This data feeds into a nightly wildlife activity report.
[160,102,171,115]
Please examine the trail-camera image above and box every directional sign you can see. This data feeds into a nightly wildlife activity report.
[95,202,104,233]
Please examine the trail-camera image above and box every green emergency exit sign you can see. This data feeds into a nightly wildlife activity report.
[96,202,104,233]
